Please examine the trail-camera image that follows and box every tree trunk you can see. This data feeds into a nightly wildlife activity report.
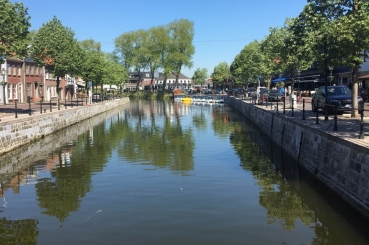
[351,67,359,117]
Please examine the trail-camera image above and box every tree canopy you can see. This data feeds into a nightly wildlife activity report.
[191,68,208,85]
[30,16,83,93]
[0,0,31,62]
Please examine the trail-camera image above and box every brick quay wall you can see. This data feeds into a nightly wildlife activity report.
[226,96,369,219]
[0,98,130,156]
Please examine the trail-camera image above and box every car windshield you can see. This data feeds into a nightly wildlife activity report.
[327,87,351,95]
[269,90,280,94]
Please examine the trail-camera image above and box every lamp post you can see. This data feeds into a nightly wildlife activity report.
[1,68,7,105]
[328,65,334,86]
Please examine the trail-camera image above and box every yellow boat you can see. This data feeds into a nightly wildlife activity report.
[181,96,192,103]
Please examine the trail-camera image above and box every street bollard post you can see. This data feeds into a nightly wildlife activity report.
[283,99,285,114]
[291,98,294,117]
[302,99,305,120]
[29,100,31,116]
[315,100,319,125]
[359,101,364,139]
[15,101,18,118]
[50,99,52,112]
[334,105,338,131]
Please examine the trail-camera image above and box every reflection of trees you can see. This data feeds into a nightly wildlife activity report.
[192,105,207,131]
[0,218,38,245]
[117,101,195,174]
[229,124,315,230]
[211,106,231,138]
[35,117,128,222]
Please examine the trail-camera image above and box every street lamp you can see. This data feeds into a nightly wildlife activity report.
[1,68,7,105]
[328,65,334,85]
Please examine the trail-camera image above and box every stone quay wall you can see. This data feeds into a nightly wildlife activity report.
[0,98,130,155]
[226,97,369,219]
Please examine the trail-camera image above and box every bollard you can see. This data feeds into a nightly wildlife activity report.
[40,99,43,114]
[315,100,319,125]
[291,98,294,117]
[334,105,338,131]
[324,103,328,121]
[283,99,285,114]
[65,97,67,109]
[82,97,84,106]
[276,100,279,112]
[15,102,18,118]
[71,97,73,108]
[77,96,79,107]
[29,100,31,116]
[302,99,305,120]
[58,98,60,110]
[359,101,364,139]
[270,100,272,109]
[50,99,52,112]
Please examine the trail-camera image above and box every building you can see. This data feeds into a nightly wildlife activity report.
[156,72,192,90]
[0,57,67,105]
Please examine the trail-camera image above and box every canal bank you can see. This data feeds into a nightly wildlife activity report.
[0,98,130,155]
[226,96,369,220]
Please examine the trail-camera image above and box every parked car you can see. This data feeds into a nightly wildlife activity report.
[247,87,255,97]
[311,86,362,114]
[267,89,285,102]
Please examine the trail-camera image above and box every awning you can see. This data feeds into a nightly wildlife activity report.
[271,76,290,82]
[358,74,369,79]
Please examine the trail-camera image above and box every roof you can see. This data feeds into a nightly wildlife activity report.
[158,72,190,80]
[358,74,369,79]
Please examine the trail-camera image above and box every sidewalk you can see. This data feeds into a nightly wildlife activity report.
[0,100,91,123]
[237,96,369,149]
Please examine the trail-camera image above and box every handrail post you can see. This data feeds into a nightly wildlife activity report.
[29,100,31,116]
[359,101,364,139]
[315,100,319,125]
[291,98,294,117]
[334,105,338,131]
[15,102,18,118]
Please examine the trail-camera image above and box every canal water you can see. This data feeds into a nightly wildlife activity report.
[0,100,368,245]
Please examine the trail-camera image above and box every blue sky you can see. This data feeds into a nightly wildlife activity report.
[21,0,308,78]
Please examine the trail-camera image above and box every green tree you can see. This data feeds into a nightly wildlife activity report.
[0,0,30,62]
[104,58,129,95]
[30,17,83,99]
[191,68,208,85]
[146,26,164,90]
[294,0,369,117]
[79,39,105,92]
[211,62,231,87]
[168,19,195,87]
[131,29,149,91]
[230,41,263,87]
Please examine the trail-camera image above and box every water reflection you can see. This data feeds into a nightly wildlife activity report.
[0,218,38,245]
[228,111,369,244]
[0,100,368,244]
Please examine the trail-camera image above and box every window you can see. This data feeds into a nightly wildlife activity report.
[27,83,31,96]
[12,65,16,75]
[30,66,34,75]
[17,65,21,76]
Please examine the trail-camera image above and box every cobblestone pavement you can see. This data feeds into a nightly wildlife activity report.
[1,97,369,149]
